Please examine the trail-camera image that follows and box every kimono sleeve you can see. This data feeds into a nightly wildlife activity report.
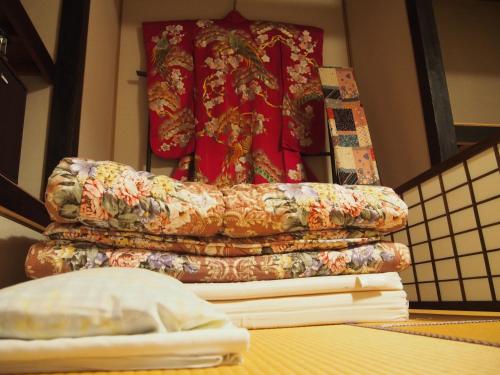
[281,25,325,155]
[143,21,196,159]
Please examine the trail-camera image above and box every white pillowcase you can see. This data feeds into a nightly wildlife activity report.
[0,268,230,339]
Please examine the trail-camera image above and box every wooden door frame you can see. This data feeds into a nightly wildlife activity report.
[43,0,90,185]
[406,0,458,164]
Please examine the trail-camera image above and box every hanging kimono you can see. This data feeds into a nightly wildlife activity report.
[143,11,324,186]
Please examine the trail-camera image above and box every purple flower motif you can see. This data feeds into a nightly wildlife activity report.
[93,252,108,266]
[149,199,162,215]
[147,252,174,270]
[300,257,322,277]
[380,251,395,263]
[183,263,199,273]
[83,249,108,268]
[278,183,318,201]
[69,159,96,178]
[350,246,376,268]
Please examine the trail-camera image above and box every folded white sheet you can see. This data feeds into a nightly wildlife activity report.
[0,328,250,373]
[212,290,409,329]
[209,290,408,329]
[187,272,403,301]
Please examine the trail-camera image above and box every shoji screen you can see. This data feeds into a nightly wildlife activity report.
[390,137,499,310]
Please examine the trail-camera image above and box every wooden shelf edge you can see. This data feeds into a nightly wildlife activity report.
[455,122,500,128]
[0,173,50,231]
[409,301,500,312]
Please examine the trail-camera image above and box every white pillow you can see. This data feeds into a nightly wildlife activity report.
[0,268,229,339]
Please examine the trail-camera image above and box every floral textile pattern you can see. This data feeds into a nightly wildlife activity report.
[147,22,195,158]
[45,223,381,257]
[45,158,224,236]
[26,241,411,283]
[45,158,408,237]
[222,182,408,237]
[143,12,325,186]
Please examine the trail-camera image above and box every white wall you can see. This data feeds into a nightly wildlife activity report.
[78,0,122,160]
[344,0,431,188]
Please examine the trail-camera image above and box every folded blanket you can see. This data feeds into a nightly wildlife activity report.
[45,158,407,237]
[45,223,381,257]
[187,272,404,300]
[45,158,225,237]
[221,183,407,236]
[26,241,410,283]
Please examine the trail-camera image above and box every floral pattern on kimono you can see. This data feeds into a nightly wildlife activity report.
[143,11,324,186]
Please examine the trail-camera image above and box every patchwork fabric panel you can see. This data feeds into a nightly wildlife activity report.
[319,67,381,185]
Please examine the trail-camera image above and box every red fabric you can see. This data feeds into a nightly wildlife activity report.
[143,12,324,186]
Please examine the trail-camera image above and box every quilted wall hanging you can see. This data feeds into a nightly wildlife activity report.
[319,66,381,185]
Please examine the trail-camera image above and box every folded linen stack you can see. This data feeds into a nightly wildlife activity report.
[188,273,408,328]
[26,157,411,327]
[0,268,249,373]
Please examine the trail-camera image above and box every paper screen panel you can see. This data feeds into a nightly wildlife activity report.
[397,141,499,309]
[439,280,462,301]
[432,237,454,259]
[455,230,482,255]
[467,148,497,178]
[424,196,446,219]
[483,225,500,250]
[442,163,467,190]
[435,259,459,280]
[419,282,439,301]
[421,177,442,199]
[412,243,431,263]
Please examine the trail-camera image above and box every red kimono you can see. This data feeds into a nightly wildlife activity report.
[143,11,324,186]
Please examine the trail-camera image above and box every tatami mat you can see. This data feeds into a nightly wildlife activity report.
[43,324,500,375]
[356,318,500,347]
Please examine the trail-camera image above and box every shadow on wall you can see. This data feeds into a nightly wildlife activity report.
[434,0,500,75]
[0,237,38,288]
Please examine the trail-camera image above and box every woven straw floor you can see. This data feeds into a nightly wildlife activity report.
[42,315,500,375]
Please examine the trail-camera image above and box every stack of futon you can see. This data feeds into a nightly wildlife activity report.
[26,158,411,328]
